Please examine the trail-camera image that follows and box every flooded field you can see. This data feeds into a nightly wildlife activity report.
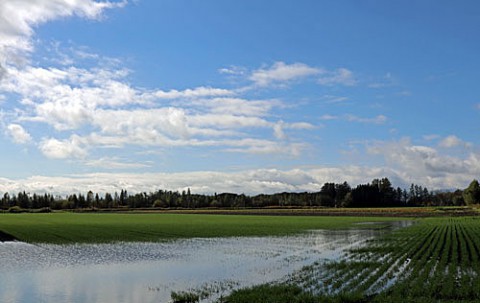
[0,222,408,303]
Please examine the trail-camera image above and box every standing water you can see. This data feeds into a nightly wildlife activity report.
[0,222,409,303]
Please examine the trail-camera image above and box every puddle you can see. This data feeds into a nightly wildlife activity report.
[0,222,409,303]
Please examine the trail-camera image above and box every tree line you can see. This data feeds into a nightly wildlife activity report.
[1,178,480,211]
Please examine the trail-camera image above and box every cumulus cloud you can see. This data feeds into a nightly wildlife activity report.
[0,1,475,197]
[0,0,368,184]
[0,63,6,80]
[272,121,315,140]
[0,0,126,65]
[367,138,480,189]
[231,62,357,90]
[0,166,399,196]
[188,114,270,129]
[249,62,320,87]
[218,65,247,76]
[0,146,477,195]
[2,66,143,130]
[439,135,471,148]
[0,43,318,158]
[190,98,281,117]
[439,135,461,148]
[6,123,31,144]
[92,107,190,140]
[153,87,234,99]
[39,136,88,159]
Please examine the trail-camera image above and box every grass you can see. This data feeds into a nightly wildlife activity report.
[0,212,401,244]
[225,217,480,303]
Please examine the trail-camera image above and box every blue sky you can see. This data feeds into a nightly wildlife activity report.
[0,0,479,195]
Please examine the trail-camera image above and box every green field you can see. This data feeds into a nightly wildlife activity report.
[0,212,400,244]
[226,217,480,303]
[3,213,480,302]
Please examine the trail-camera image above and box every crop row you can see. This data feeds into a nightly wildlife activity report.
[288,217,480,302]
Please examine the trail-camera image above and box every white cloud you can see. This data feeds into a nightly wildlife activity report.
[318,68,357,86]
[439,135,471,148]
[273,122,286,140]
[93,107,190,140]
[218,65,246,76]
[320,114,339,121]
[0,0,126,66]
[2,55,315,157]
[0,151,478,195]
[367,138,480,189]
[368,72,395,88]
[249,62,320,87]
[320,114,387,124]
[439,135,461,148]
[285,122,315,130]
[232,63,358,90]
[84,157,151,169]
[6,123,31,144]
[0,167,390,196]
[224,139,307,157]
[188,114,271,129]
[2,65,149,130]
[322,95,349,104]
[423,134,440,141]
[271,121,315,140]
[0,3,318,164]
[0,0,476,197]
[153,87,234,99]
[187,97,281,117]
[346,114,387,124]
[0,0,337,201]
[39,135,88,159]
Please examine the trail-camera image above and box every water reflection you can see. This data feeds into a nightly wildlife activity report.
[0,222,409,303]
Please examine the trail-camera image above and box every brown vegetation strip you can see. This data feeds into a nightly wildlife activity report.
[157,208,480,217]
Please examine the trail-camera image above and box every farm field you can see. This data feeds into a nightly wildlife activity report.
[0,212,401,244]
[3,212,480,302]
[226,217,480,303]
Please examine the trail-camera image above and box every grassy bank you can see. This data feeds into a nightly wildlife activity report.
[225,217,480,303]
[0,212,401,244]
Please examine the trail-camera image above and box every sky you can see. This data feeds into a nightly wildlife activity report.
[0,0,479,196]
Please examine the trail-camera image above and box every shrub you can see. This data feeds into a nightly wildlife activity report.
[8,206,26,213]
[32,207,52,213]
[153,199,169,208]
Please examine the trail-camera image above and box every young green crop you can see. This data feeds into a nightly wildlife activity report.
[226,217,480,303]
[0,212,399,244]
